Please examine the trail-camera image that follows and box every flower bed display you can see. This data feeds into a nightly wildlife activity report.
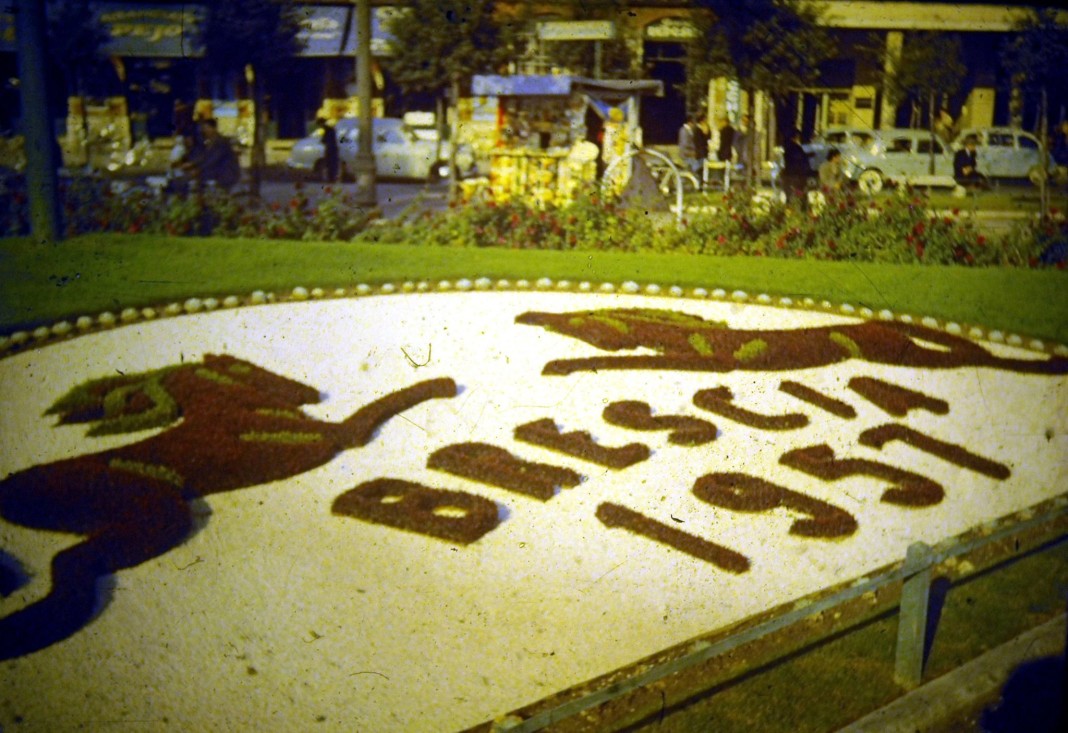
[0,285,1064,732]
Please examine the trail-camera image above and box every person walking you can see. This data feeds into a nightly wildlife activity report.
[317,117,339,183]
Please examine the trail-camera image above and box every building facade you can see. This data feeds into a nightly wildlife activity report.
[2,1,1063,156]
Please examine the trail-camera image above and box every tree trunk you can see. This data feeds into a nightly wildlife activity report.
[250,68,264,196]
[746,91,758,188]
[435,95,446,165]
[928,91,936,177]
[1039,87,1049,220]
[448,74,460,203]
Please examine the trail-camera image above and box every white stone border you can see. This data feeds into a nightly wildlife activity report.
[2,277,1065,359]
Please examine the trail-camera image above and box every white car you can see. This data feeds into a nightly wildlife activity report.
[830,128,956,193]
[286,117,475,182]
[953,127,1058,185]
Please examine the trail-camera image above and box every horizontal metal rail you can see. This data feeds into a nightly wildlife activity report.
[493,495,1068,732]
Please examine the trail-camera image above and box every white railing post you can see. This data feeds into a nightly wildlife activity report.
[894,541,935,689]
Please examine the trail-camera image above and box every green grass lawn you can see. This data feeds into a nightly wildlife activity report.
[2,233,1066,345]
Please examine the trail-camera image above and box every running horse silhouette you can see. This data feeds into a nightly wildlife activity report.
[0,354,455,659]
[516,308,1068,375]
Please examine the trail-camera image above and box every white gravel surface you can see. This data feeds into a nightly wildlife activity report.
[1,291,1065,732]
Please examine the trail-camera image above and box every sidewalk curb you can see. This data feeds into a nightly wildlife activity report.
[838,613,1066,732]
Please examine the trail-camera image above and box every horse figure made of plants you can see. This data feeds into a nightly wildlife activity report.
[0,354,455,659]
[516,308,1068,376]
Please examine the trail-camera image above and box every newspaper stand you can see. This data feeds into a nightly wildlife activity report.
[471,75,662,206]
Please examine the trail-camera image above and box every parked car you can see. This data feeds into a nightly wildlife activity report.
[831,128,956,193]
[953,127,1058,185]
[286,117,476,182]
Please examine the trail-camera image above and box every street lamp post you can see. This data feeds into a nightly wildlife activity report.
[354,0,376,207]
[15,0,62,242]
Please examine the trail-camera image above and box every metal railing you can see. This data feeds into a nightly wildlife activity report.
[601,146,686,228]
[490,495,1068,732]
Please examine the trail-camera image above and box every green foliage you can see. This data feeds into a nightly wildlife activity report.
[37,177,377,241]
[239,431,324,444]
[354,183,1062,273]
[691,0,834,97]
[1001,9,1068,100]
[193,0,303,78]
[828,332,862,358]
[384,0,507,94]
[882,32,967,104]
[109,458,185,488]
[47,0,108,90]
[46,367,181,436]
[733,339,768,361]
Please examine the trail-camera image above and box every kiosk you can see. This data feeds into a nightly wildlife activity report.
[470,75,663,206]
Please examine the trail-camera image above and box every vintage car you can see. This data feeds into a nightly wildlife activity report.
[829,128,956,193]
[286,117,476,182]
[953,126,1059,185]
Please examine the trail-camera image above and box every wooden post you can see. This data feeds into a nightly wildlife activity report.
[894,541,934,688]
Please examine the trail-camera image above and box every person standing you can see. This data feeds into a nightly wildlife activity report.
[693,112,710,187]
[819,147,845,191]
[733,113,751,173]
[318,117,339,183]
[782,128,813,205]
[717,116,736,163]
[678,116,700,178]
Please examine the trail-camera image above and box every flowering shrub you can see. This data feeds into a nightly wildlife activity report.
[1,176,377,241]
[358,191,659,252]
[0,174,1062,270]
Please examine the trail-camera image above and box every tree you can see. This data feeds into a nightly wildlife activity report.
[869,31,966,175]
[538,1,638,80]
[194,0,303,195]
[47,0,108,166]
[385,0,513,199]
[1001,9,1068,218]
[692,0,834,185]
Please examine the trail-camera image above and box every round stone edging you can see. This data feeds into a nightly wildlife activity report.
[1,278,1065,360]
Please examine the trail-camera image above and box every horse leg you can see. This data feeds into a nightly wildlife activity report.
[0,464,193,660]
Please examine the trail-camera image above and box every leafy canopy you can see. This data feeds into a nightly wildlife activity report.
[194,0,303,77]
[385,0,510,94]
[692,0,834,95]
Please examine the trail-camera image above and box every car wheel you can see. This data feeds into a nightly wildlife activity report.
[857,169,884,194]
[428,161,451,183]
[1028,165,1048,186]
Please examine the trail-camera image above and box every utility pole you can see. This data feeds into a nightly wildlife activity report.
[15,0,62,242]
[354,0,376,207]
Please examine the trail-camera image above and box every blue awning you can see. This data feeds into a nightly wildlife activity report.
[295,5,349,57]
[472,75,664,99]
[472,75,574,97]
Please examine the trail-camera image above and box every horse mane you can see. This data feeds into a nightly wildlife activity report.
[46,365,184,436]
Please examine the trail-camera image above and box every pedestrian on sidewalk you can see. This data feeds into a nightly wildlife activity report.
[317,118,339,183]
[782,128,813,207]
